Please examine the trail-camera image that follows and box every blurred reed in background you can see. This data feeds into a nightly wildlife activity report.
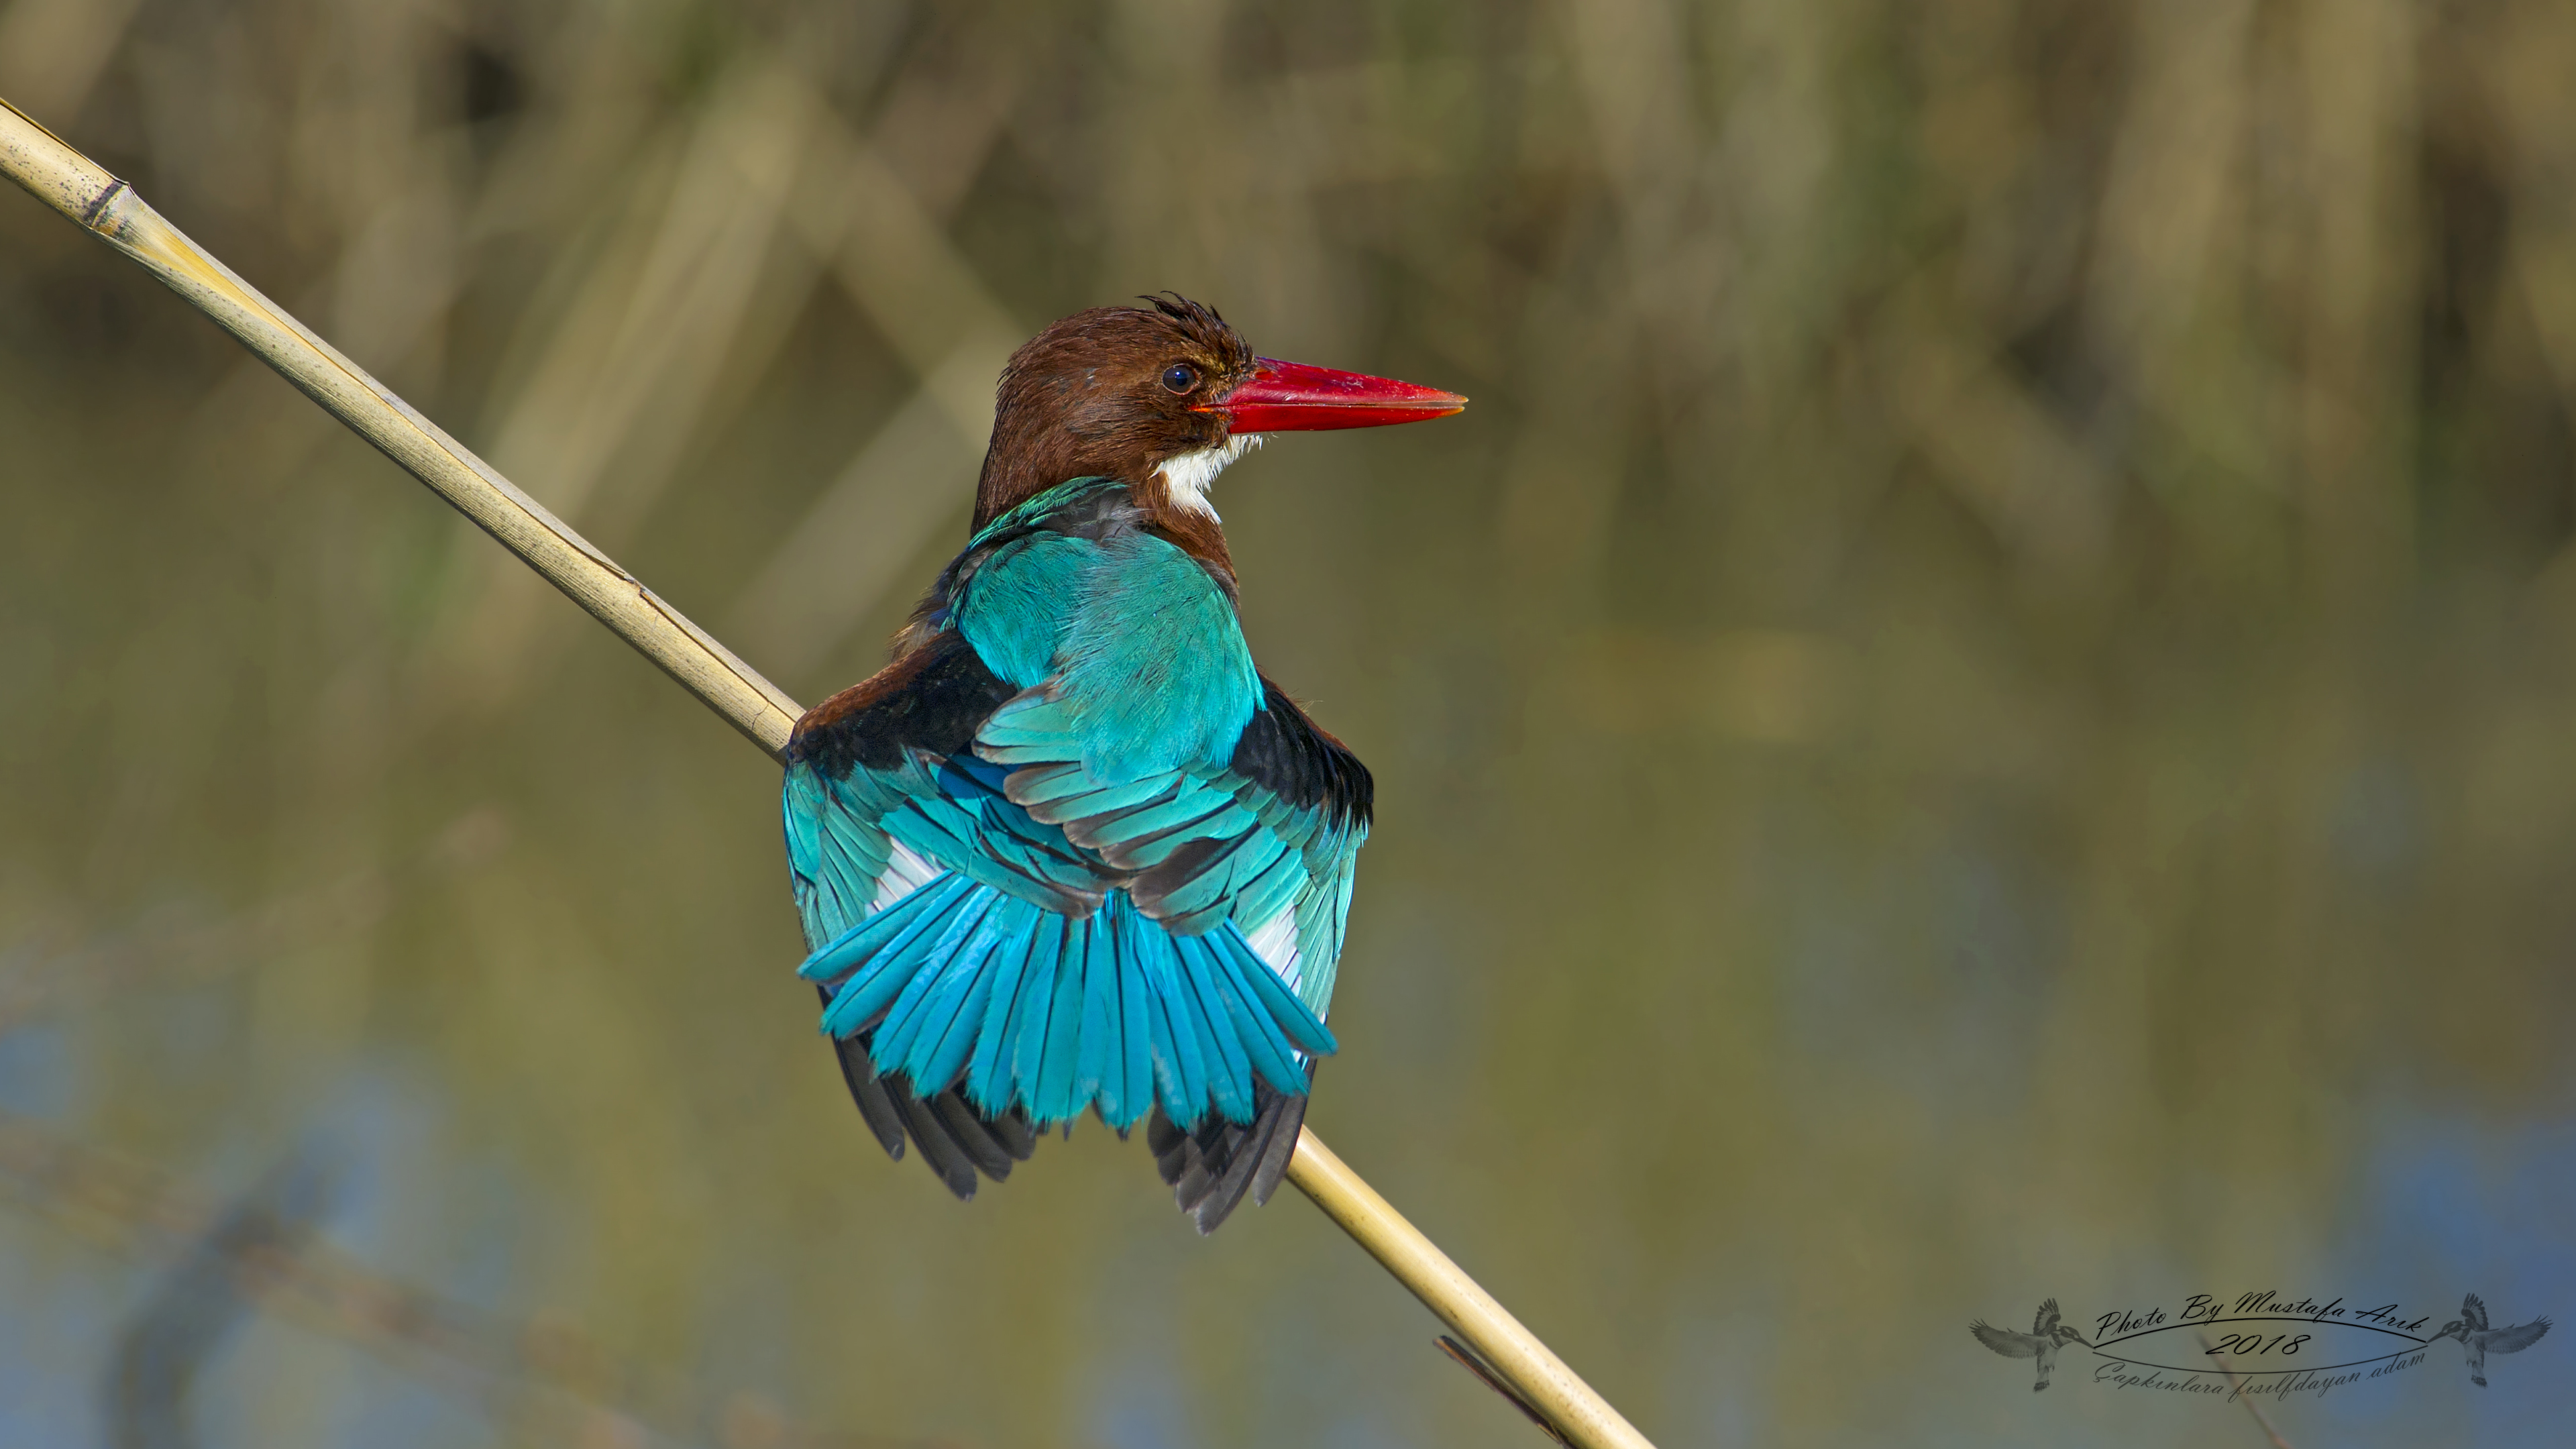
[4,1,2576,1445]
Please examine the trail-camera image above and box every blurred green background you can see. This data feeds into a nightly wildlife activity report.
[4,0,2575,1444]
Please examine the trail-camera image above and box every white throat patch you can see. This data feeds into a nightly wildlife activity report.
[1152,433,1263,519]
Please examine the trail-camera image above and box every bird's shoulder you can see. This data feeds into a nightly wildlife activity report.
[788,627,1015,781]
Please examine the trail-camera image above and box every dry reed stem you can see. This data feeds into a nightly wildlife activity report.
[0,93,1658,1449]
[0,98,803,761]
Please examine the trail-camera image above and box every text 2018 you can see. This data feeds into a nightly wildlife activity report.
[2206,1333,2311,1356]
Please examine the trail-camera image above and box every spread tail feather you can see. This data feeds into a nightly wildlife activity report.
[802,873,1331,1134]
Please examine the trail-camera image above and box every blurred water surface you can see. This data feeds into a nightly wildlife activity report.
[4,1,2576,1445]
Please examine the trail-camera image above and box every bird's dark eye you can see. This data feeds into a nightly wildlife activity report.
[1161,363,1199,394]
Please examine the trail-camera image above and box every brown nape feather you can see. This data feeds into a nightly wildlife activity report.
[972,295,1257,554]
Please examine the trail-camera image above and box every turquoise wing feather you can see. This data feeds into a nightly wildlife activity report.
[980,686,1368,1023]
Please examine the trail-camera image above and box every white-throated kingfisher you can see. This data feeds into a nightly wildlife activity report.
[780,297,1464,1230]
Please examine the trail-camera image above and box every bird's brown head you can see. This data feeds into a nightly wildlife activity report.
[971,295,1466,557]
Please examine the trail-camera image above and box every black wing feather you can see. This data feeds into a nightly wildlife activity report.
[820,989,909,1160]
[1248,1087,1307,1208]
[931,1094,1014,1181]
[1230,680,1373,828]
[1147,1063,1316,1233]
[894,1092,982,1199]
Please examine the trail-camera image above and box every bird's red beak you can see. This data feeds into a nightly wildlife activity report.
[1205,358,1466,434]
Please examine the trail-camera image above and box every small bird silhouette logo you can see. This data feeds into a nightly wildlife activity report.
[1972,1298,2093,1391]
[2426,1293,2551,1387]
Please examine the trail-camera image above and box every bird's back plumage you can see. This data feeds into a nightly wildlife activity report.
[782,477,1369,1224]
